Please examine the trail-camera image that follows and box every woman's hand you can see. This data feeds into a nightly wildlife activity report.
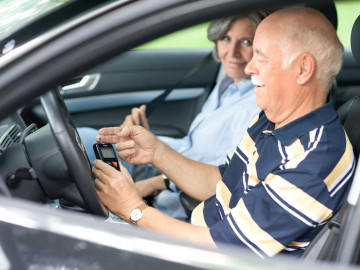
[121,105,150,130]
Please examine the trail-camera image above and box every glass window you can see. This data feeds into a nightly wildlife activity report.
[140,2,360,50]
[137,22,213,50]
[0,0,69,37]
[335,1,360,48]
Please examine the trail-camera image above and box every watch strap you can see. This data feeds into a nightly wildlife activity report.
[162,174,174,192]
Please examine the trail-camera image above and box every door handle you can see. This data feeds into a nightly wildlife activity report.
[61,73,100,93]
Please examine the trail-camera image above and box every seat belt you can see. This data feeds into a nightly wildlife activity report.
[145,51,213,117]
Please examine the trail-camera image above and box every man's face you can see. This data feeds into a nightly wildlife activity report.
[217,17,256,83]
[245,22,299,125]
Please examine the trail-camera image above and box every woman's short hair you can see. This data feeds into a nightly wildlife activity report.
[207,11,268,61]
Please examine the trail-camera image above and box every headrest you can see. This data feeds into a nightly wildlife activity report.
[351,15,360,65]
[305,0,338,30]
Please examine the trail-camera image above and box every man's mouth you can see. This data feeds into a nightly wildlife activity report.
[251,76,265,87]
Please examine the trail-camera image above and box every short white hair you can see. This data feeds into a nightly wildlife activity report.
[280,9,344,91]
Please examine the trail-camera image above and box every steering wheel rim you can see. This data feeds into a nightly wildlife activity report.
[40,89,108,217]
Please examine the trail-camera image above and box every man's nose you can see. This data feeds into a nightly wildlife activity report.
[245,57,255,75]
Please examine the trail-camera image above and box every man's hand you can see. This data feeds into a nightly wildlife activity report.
[95,126,122,144]
[96,124,163,166]
[93,160,142,220]
[122,105,150,130]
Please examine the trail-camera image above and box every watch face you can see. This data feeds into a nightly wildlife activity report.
[130,209,142,221]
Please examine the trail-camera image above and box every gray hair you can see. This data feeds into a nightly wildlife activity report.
[207,11,267,61]
[280,9,344,91]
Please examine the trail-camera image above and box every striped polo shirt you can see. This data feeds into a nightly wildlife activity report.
[191,100,355,258]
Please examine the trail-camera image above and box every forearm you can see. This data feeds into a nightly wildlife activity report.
[153,140,221,201]
[135,175,166,198]
[138,206,216,247]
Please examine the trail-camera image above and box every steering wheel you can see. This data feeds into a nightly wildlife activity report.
[38,89,108,217]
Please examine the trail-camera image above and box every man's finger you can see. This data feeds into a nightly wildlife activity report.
[96,135,118,144]
[93,160,121,179]
[119,162,132,180]
[114,140,135,151]
[94,178,104,191]
[99,126,122,136]
[117,125,131,138]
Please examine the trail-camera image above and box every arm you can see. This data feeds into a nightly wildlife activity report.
[97,125,221,201]
[93,160,215,247]
[135,175,166,198]
[152,137,221,201]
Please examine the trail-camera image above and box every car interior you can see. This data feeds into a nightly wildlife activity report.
[0,0,359,265]
[301,12,360,263]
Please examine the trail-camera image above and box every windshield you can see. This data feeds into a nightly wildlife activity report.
[0,0,118,55]
[0,0,69,37]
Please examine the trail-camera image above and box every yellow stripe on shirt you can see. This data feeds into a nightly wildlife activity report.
[216,181,232,214]
[191,201,207,227]
[284,138,305,169]
[232,199,285,256]
[264,174,333,223]
[323,133,354,191]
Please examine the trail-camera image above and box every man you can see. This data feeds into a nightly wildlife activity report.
[92,8,355,257]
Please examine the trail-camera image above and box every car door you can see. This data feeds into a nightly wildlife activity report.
[58,24,220,138]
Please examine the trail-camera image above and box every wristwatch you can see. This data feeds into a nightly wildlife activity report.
[129,202,148,224]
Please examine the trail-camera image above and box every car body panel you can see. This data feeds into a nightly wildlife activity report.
[0,196,359,270]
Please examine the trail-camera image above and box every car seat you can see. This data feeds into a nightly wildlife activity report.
[301,13,360,262]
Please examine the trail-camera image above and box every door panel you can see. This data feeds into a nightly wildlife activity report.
[61,49,220,137]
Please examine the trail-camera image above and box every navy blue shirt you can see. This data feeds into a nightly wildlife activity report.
[191,100,355,257]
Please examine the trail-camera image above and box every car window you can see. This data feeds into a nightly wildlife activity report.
[137,22,213,49]
[0,0,69,37]
[139,2,360,50]
[334,1,359,48]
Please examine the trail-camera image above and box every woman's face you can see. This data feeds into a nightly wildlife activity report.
[217,17,256,83]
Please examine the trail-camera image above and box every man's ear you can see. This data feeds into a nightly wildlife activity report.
[296,53,316,85]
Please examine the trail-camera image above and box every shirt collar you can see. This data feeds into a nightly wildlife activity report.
[268,97,338,146]
[230,77,253,94]
[218,76,253,100]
